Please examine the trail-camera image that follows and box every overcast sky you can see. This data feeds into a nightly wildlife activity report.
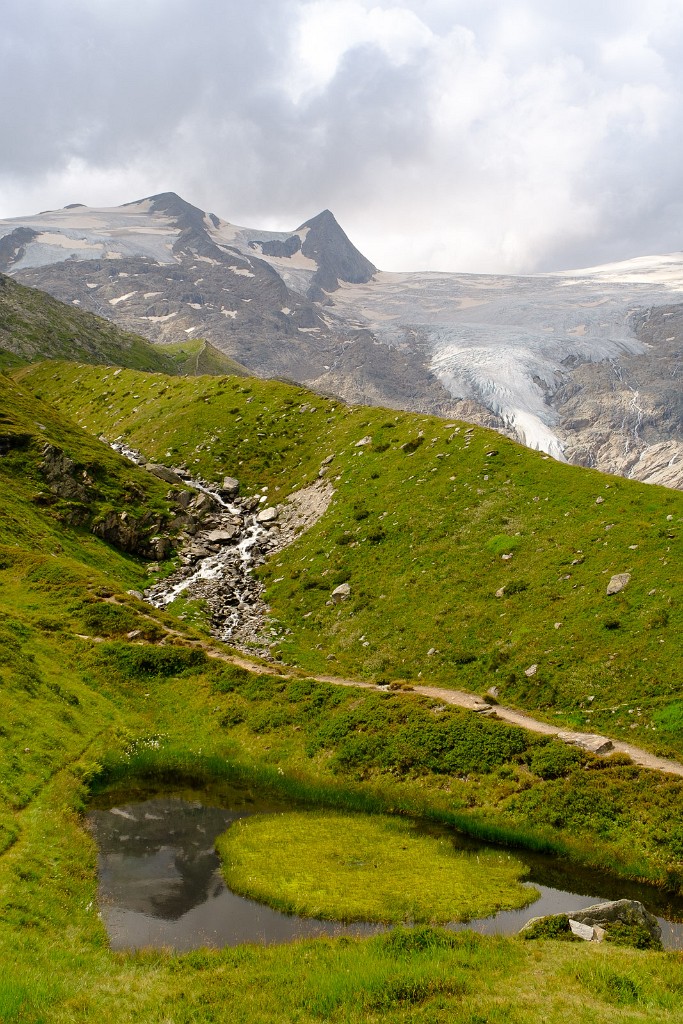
[3,0,683,273]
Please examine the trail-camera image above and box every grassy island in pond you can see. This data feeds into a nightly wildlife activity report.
[218,811,538,923]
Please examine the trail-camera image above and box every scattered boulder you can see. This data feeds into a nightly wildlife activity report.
[557,731,613,755]
[524,664,538,677]
[495,586,506,598]
[354,436,372,447]
[205,527,239,544]
[607,572,631,595]
[331,582,351,603]
[220,476,240,497]
[256,507,279,525]
[520,901,661,949]
[146,463,185,486]
[176,489,195,509]
[241,495,261,513]
[192,491,220,515]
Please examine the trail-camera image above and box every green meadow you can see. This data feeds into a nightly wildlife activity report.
[20,360,682,756]
[0,349,681,1022]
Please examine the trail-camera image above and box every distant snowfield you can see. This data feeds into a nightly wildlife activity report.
[330,263,682,457]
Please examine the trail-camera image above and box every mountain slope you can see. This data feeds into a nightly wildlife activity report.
[0,272,181,372]
[2,194,681,486]
[19,360,682,763]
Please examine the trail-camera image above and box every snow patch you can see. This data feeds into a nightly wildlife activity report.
[139,312,178,323]
[109,291,137,306]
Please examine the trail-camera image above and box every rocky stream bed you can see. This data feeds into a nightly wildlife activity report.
[111,440,334,657]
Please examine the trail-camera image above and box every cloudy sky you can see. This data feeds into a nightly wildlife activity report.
[3,0,683,273]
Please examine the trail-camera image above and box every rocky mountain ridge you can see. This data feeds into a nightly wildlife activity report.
[1,192,681,487]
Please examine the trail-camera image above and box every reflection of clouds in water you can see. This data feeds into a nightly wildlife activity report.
[89,795,381,952]
[89,795,683,953]
[89,799,237,921]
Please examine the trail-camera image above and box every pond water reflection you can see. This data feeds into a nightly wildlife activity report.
[87,786,683,952]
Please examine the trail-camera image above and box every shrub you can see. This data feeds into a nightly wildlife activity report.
[528,742,585,780]
[81,603,140,636]
[522,914,577,941]
[101,642,207,678]
[401,437,424,454]
[211,663,256,693]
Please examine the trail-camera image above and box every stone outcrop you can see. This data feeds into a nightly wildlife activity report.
[521,899,662,948]
[39,443,92,502]
[569,899,661,942]
[557,732,614,755]
[607,573,631,595]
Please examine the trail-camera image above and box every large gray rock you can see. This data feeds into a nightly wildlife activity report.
[331,582,351,603]
[147,463,185,486]
[256,507,279,525]
[570,900,661,943]
[557,731,614,755]
[220,476,240,497]
[607,572,631,595]
[192,491,220,515]
[520,900,661,947]
[568,919,596,941]
[205,527,239,544]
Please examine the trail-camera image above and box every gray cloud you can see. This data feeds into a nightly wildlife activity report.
[3,0,683,273]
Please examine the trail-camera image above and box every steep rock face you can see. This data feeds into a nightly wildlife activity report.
[297,209,376,299]
[555,305,683,486]
[1,194,681,487]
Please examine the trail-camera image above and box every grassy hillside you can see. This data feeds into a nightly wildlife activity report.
[156,336,250,376]
[19,361,682,760]
[0,374,189,560]
[1,369,683,1021]
[0,273,179,372]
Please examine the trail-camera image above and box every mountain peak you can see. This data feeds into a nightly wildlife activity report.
[139,192,213,237]
[297,209,337,231]
[297,209,376,297]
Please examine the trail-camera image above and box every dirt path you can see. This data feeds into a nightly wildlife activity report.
[192,654,683,780]
[314,675,683,777]
[93,603,683,780]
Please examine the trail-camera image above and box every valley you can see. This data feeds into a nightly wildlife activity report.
[0,258,681,1023]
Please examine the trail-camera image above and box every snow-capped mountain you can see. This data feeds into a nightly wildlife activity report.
[1,192,681,487]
